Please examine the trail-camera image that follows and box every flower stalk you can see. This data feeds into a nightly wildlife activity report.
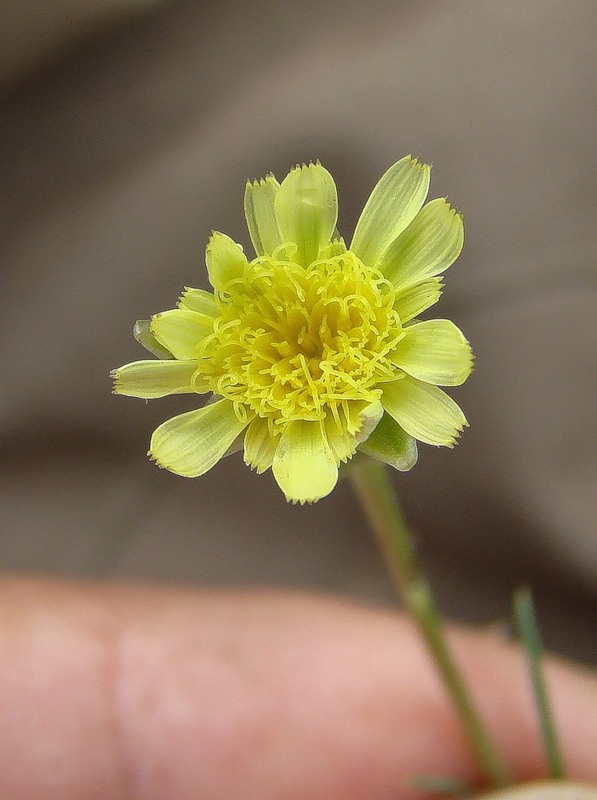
[513,588,566,779]
[350,459,509,787]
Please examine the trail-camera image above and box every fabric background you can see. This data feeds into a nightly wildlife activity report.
[1,1,595,662]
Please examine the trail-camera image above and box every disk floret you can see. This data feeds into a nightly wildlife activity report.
[199,249,403,430]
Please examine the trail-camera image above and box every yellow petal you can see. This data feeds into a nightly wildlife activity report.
[272,420,338,504]
[351,156,430,267]
[150,309,213,360]
[112,359,203,398]
[178,287,219,316]
[274,162,338,267]
[244,175,282,257]
[382,375,468,447]
[393,278,443,323]
[378,198,464,290]
[324,400,384,462]
[149,399,251,477]
[318,236,347,260]
[206,231,248,291]
[244,417,277,473]
[391,319,473,386]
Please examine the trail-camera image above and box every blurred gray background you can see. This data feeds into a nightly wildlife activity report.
[1,1,595,662]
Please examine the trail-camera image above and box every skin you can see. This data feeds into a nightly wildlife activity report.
[0,578,595,800]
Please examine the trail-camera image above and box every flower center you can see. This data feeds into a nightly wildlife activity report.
[197,249,404,426]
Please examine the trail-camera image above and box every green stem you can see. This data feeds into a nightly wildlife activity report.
[350,459,509,787]
[513,588,566,779]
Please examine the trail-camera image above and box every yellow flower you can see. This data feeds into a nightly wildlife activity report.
[113,156,473,503]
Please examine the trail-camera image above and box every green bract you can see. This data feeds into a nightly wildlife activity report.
[113,156,472,503]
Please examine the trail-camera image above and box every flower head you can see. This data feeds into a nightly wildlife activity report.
[113,156,473,503]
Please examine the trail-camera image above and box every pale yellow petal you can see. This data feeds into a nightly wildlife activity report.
[244,417,277,473]
[205,231,248,291]
[378,198,464,289]
[391,319,473,386]
[272,420,338,504]
[393,278,443,323]
[178,287,219,316]
[350,156,430,267]
[274,162,338,267]
[318,236,347,260]
[382,375,468,447]
[244,175,282,257]
[150,309,213,360]
[149,399,251,477]
[112,359,203,398]
[324,400,383,462]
